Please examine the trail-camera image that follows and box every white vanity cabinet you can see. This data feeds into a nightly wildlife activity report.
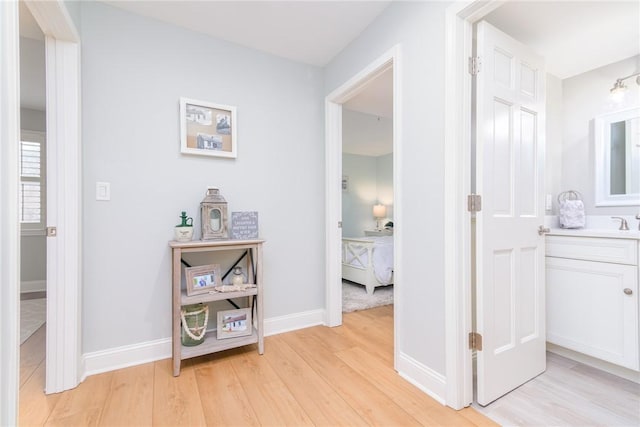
[546,234,639,371]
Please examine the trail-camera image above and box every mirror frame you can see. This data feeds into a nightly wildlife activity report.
[594,106,640,207]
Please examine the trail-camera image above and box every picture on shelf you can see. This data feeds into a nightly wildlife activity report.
[185,264,221,296]
[217,308,252,339]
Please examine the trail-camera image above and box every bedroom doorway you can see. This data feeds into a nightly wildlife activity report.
[341,67,394,314]
[325,46,401,370]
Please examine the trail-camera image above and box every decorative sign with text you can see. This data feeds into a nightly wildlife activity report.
[230,211,259,240]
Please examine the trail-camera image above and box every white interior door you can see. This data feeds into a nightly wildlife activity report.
[475,20,546,406]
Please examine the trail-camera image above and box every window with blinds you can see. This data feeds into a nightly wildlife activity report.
[19,131,46,231]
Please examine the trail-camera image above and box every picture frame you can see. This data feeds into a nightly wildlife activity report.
[185,264,221,296]
[180,97,237,158]
[217,308,252,339]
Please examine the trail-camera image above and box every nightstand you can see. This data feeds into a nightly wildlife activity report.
[364,229,393,237]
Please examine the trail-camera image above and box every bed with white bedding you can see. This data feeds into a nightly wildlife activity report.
[342,236,393,295]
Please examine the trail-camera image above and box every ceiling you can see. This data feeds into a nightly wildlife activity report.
[19,1,639,128]
[484,1,640,79]
[105,0,392,67]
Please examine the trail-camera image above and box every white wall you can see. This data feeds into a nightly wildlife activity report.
[19,37,45,111]
[545,73,563,213]
[80,2,325,353]
[341,153,392,237]
[342,109,392,156]
[561,55,640,215]
[377,153,393,218]
[326,0,450,379]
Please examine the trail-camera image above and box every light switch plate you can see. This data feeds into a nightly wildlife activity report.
[545,194,553,210]
[96,182,111,201]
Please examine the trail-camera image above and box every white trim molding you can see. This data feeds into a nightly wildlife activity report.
[397,352,447,405]
[44,35,83,394]
[0,1,22,423]
[443,0,506,410]
[83,338,172,379]
[82,310,325,379]
[264,309,325,336]
[23,0,83,395]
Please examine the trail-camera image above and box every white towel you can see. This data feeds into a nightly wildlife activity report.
[558,199,585,229]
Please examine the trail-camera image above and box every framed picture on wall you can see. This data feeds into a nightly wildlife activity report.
[180,97,237,158]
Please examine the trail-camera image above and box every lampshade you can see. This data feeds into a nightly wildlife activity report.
[373,204,386,219]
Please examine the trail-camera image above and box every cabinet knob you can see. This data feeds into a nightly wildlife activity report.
[624,288,633,295]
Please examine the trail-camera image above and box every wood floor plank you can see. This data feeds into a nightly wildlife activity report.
[264,334,369,426]
[336,346,494,426]
[281,327,422,426]
[228,345,315,426]
[21,304,507,427]
[44,371,113,427]
[97,363,154,426]
[19,361,59,427]
[193,354,261,427]
[152,359,207,426]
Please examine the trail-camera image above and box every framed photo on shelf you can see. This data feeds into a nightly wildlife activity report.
[217,308,252,340]
[180,97,237,158]
[185,264,221,296]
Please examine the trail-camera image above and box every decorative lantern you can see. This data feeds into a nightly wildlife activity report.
[200,188,228,240]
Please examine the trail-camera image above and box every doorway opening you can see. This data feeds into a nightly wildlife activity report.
[18,1,47,394]
[446,0,640,424]
[341,67,394,315]
[325,46,401,369]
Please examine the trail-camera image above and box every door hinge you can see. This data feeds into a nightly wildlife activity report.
[467,194,482,212]
[468,56,481,75]
[469,332,483,351]
[46,226,57,237]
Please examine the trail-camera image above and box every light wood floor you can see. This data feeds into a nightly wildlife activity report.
[19,306,494,426]
[473,351,640,426]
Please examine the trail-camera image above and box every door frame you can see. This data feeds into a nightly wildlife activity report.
[27,0,82,394]
[443,0,504,409]
[1,1,81,414]
[324,45,402,366]
[0,1,22,422]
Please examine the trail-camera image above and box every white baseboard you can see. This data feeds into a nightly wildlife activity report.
[82,309,325,380]
[264,309,325,336]
[547,343,640,384]
[82,337,172,380]
[21,280,46,293]
[397,352,447,405]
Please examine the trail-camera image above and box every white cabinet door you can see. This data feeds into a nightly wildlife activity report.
[546,257,639,370]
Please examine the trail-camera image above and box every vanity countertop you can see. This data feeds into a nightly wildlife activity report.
[547,228,640,240]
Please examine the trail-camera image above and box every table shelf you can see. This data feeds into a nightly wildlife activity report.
[171,239,265,376]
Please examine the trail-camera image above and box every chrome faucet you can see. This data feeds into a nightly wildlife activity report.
[611,216,629,231]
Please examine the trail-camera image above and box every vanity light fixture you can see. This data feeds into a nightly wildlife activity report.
[610,72,640,101]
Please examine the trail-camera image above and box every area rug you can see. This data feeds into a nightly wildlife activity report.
[342,280,393,313]
[20,298,46,344]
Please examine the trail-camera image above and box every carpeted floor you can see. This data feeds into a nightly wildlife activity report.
[21,298,46,345]
[342,280,393,313]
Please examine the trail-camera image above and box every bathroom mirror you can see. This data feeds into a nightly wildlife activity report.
[594,107,640,206]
